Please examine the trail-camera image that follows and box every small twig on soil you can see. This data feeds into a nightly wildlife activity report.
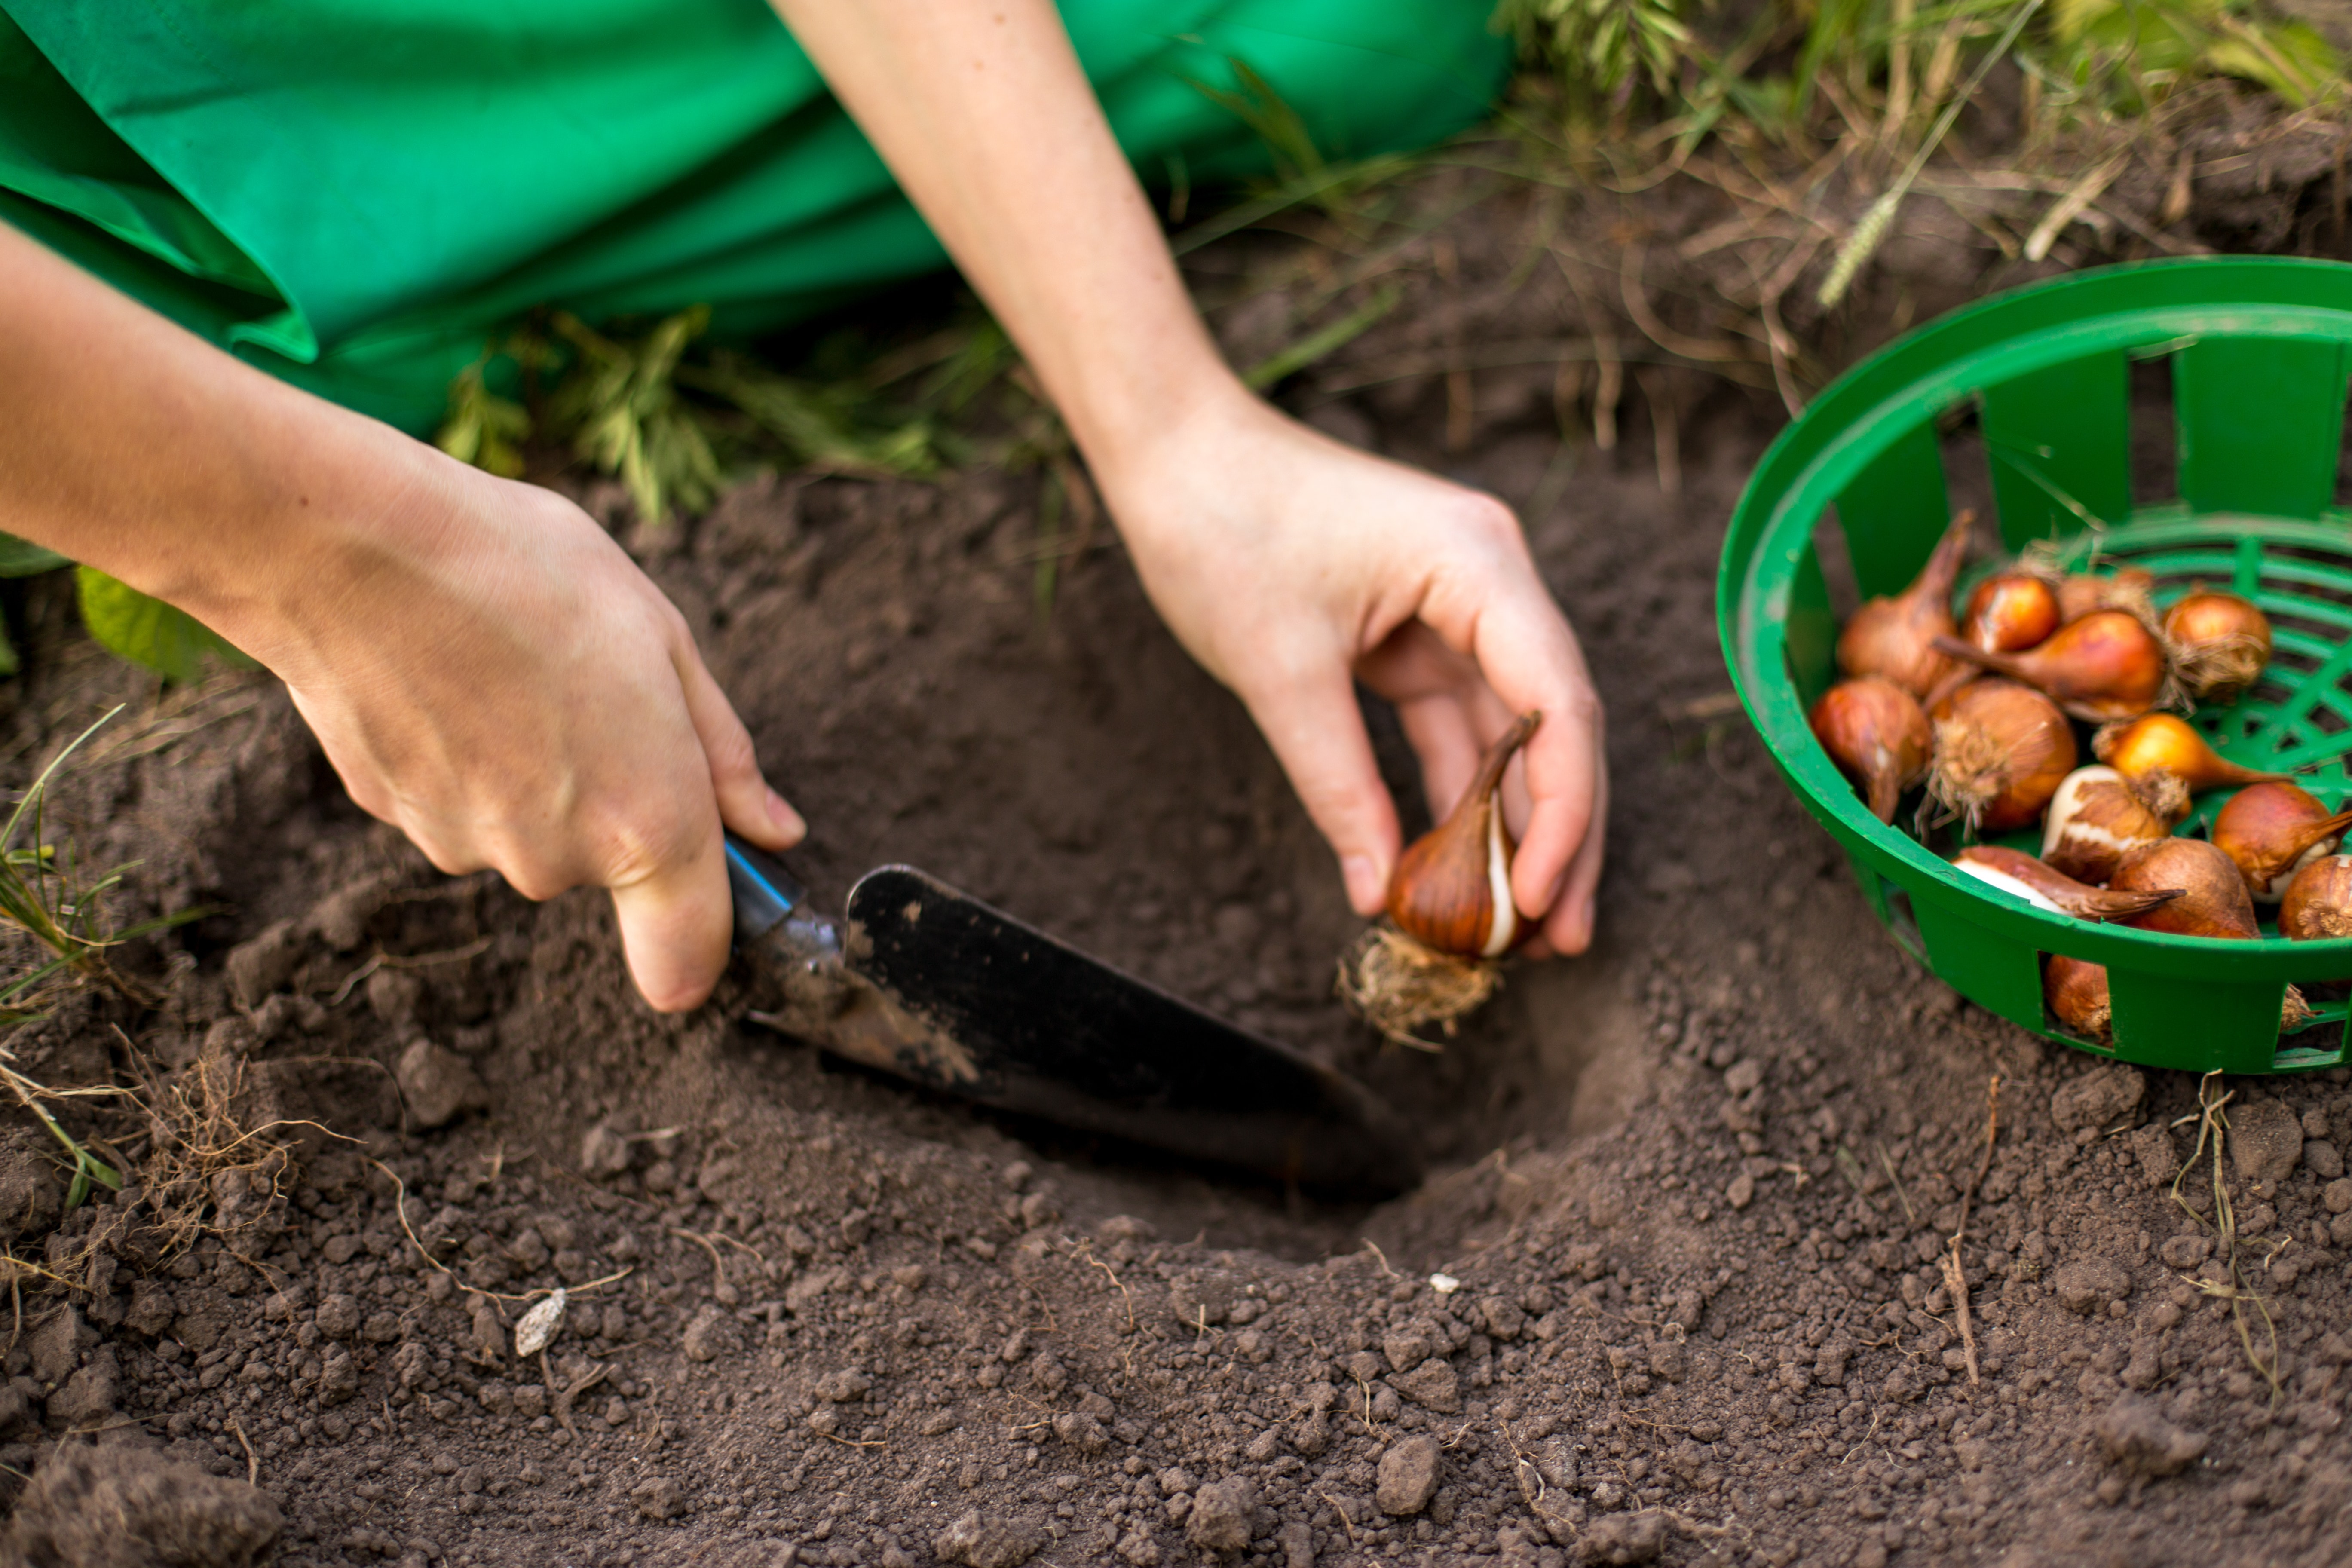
[670,1228,729,1292]
[819,1431,885,1451]
[545,1351,609,1438]
[373,1157,625,1306]
[1938,1252,1979,1388]
[325,936,493,1007]
[1360,1239,1398,1279]
[1941,1075,2000,1388]
[1315,1489,1360,1549]
[1498,1417,1580,1545]
[1073,1243,1138,1335]
[1832,1145,1878,1210]
[229,1417,259,1485]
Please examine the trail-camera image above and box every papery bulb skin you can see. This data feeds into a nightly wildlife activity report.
[2212,781,2352,903]
[1926,679,2076,833]
[2093,714,2288,795]
[2040,766,2182,885]
[2045,954,2113,1041]
[1963,573,2062,654]
[2281,856,2352,941]
[2110,838,2260,939]
[1836,512,1974,697]
[1931,609,2168,723]
[1386,712,1541,959]
[2164,591,2272,705]
[1952,845,2183,922]
[2056,565,2157,628]
[1810,678,1930,823]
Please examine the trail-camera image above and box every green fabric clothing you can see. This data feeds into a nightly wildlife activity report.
[0,2,1509,436]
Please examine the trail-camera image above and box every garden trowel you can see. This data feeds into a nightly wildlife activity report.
[725,835,1421,1196]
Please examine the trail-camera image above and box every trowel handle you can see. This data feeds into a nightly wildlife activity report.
[724,833,841,961]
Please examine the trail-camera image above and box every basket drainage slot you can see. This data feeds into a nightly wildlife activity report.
[2037,950,2118,1057]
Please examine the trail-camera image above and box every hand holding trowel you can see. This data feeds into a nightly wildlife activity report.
[723,836,1423,1196]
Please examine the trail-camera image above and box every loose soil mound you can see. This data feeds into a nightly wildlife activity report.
[9,123,2352,1568]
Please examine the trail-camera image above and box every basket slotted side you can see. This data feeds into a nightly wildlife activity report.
[1718,259,2352,1077]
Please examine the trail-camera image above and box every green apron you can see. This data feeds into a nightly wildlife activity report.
[0,1,1508,436]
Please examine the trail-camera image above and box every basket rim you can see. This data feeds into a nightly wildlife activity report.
[1716,255,2352,980]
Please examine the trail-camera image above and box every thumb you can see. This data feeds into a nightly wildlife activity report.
[608,820,734,1013]
[1245,668,1401,915]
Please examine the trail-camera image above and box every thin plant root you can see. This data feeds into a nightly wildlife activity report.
[1336,924,1502,1050]
[2169,1072,2283,1400]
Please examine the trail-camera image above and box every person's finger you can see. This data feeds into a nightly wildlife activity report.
[1242,657,1402,916]
[1453,584,1604,933]
[1540,745,1608,953]
[607,815,734,1013]
[1362,622,1511,822]
[675,644,805,851]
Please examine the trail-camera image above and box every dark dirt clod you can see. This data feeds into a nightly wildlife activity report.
[1183,1474,1257,1552]
[2232,1097,2305,1185]
[2052,1256,2132,1316]
[2094,1394,2211,1478]
[1579,1507,1669,1565]
[2049,1063,2145,1134]
[394,1040,489,1130]
[1376,1432,1442,1516]
[629,1474,684,1521]
[3,1443,281,1568]
[934,1507,1044,1568]
[0,1128,61,1246]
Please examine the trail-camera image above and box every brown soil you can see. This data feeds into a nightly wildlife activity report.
[9,116,2352,1568]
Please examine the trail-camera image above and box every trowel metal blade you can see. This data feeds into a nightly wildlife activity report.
[834,865,1422,1196]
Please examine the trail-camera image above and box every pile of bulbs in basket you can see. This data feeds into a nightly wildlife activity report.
[1811,511,2349,1042]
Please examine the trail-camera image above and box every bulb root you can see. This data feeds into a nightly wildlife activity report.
[1336,924,1503,1050]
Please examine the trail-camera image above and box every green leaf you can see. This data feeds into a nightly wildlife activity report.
[64,1164,87,1211]
[75,568,253,684]
[435,357,532,479]
[0,533,68,579]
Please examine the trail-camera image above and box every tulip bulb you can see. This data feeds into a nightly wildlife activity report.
[2092,713,2288,795]
[1952,845,2184,922]
[2211,781,2352,903]
[1386,711,1540,959]
[1931,609,2168,722]
[1963,572,2062,654]
[2110,837,2260,939]
[2052,564,2158,628]
[1810,678,1930,823]
[2044,953,2115,1041]
[1836,511,1974,697]
[2164,590,2272,704]
[2281,856,2352,941]
[2040,765,2187,885]
[1926,679,2076,833]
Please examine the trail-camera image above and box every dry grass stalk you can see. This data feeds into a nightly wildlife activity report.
[1940,1074,2000,1387]
[1818,0,2049,308]
[1336,925,1503,1049]
[2168,1072,2283,1400]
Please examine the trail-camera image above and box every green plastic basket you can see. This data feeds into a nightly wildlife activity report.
[1719,257,2352,1077]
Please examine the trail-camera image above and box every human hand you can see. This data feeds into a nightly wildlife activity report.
[1098,390,1607,955]
[217,452,804,1010]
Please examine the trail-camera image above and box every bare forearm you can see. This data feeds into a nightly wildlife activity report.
[768,0,1240,481]
[0,224,432,642]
